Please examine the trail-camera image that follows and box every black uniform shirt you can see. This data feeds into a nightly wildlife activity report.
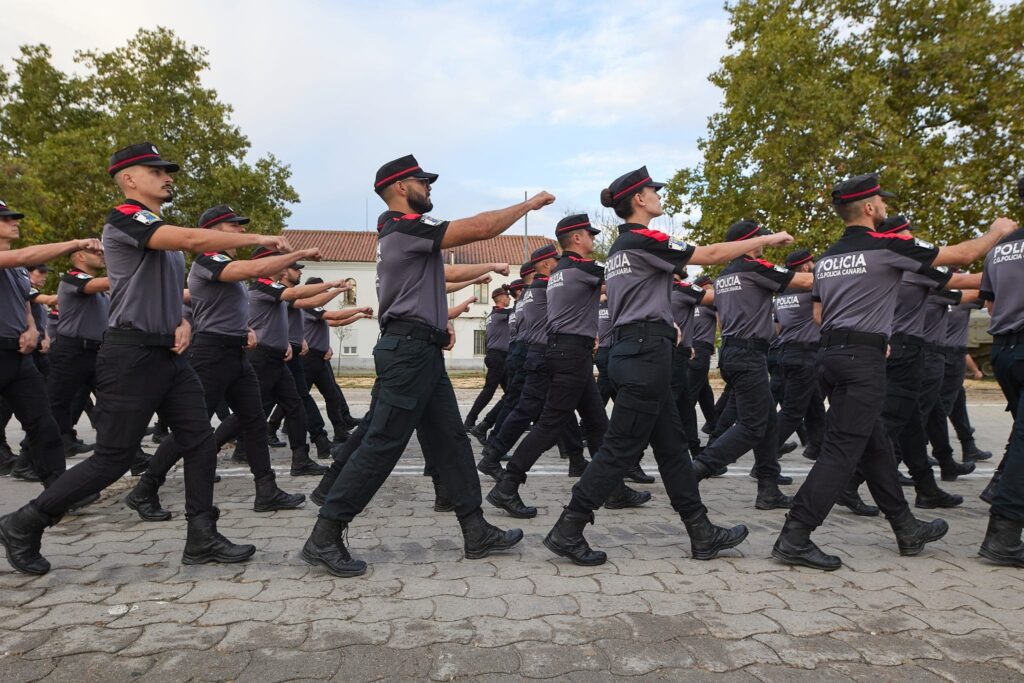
[714,256,795,341]
[670,281,706,347]
[980,227,1024,335]
[376,211,449,331]
[104,200,185,335]
[518,275,551,345]
[188,253,248,337]
[812,226,940,337]
[0,267,31,338]
[485,306,511,352]
[774,288,820,346]
[248,278,290,352]
[547,252,604,338]
[605,224,695,330]
[57,269,110,341]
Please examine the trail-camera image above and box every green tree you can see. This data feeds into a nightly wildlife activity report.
[0,28,298,260]
[666,0,1024,263]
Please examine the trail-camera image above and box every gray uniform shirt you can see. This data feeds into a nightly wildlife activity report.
[605,224,695,330]
[945,299,981,348]
[714,256,794,341]
[546,252,604,338]
[376,211,449,331]
[485,307,510,352]
[303,308,330,354]
[27,291,46,336]
[671,281,706,347]
[891,267,952,338]
[57,269,110,341]
[597,302,612,348]
[518,275,551,345]
[923,289,961,345]
[0,267,30,339]
[692,304,717,347]
[980,227,1024,335]
[188,253,248,337]
[812,226,940,337]
[287,301,304,347]
[774,288,820,346]
[248,278,290,352]
[508,297,523,343]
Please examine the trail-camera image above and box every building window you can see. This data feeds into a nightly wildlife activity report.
[473,330,486,356]
[342,345,358,356]
[343,278,357,306]
[474,283,489,303]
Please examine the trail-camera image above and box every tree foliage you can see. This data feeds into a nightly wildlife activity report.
[665,0,1024,262]
[0,28,298,257]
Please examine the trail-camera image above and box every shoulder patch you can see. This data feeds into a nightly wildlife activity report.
[209,253,231,262]
[313,306,325,313]
[773,265,789,273]
[271,282,285,289]
[914,237,935,249]
[668,236,690,251]
[420,215,444,226]
[75,272,92,280]
[132,210,161,225]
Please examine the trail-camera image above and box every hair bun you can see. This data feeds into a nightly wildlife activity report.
[599,188,615,208]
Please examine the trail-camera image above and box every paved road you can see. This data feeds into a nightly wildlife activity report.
[0,389,1021,682]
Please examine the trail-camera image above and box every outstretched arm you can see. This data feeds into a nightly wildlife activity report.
[0,238,102,270]
[441,194,555,249]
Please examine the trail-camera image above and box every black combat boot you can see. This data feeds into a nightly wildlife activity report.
[543,507,606,566]
[129,447,150,476]
[469,421,491,446]
[604,482,651,509]
[0,442,15,476]
[0,503,56,575]
[625,462,655,484]
[486,472,537,519]
[682,511,748,560]
[312,432,333,460]
[290,445,328,476]
[771,515,841,570]
[748,468,792,485]
[311,465,340,506]
[10,451,40,482]
[914,474,963,509]
[567,452,589,477]
[267,429,287,448]
[888,508,948,556]
[433,477,456,512]
[230,440,248,463]
[755,479,793,510]
[181,510,256,565]
[459,510,523,559]
[838,488,879,517]
[979,515,1024,567]
[125,474,173,521]
[980,471,1002,504]
[961,438,992,462]
[779,440,798,456]
[62,433,92,457]
[300,517,367,577]
[151,420,169,443]
[476,445,504,481]
[253,473,305,512]
[936,449,975,481]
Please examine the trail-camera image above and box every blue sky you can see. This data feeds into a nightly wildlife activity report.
[4,0,731,237]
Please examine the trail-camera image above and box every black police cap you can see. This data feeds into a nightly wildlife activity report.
[252,247,280,260]
[306,276,324,285]
[507,278,526,292]
[108,142,180,176]
[199,204,250,229]
[831,173,895,205]
[519,263,535,278]
[693,275,712,287]
[725,220,772,242]
[530,244,559,264]
[374,154,439,193]
[555,213,600,236]
[877,215,914,234]
[0,200,25,219]
[601,166,665,207]
[491,287,508,300]
[785,249,813,268]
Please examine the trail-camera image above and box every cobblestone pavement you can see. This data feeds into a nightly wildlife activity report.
[0,388,1022,682]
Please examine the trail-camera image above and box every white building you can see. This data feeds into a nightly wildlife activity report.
[284,229,556,371]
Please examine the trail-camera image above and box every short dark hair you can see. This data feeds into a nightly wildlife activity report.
[833,197,868,223]
[556,230,576,249]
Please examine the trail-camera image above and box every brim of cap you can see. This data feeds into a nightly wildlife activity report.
[289,263,305,269]
[531,253,558,264]
[137,159,180,173]
[0,211,25,219]
[648,181,666,191]
[225,216,250,225]
[879,189,896,198]
[411,171,439,184]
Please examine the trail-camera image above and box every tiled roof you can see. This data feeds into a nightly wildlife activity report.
[283,229,556,265]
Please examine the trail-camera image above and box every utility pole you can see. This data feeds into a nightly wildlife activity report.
[523,190,528,263]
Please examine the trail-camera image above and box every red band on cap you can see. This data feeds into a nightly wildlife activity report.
[200,212,236,228]
[879,220,910,234]
[787,254,813,267]
[612,176,653,201]
[556,221,592,233]
[108,153,161,173]
[738,225,761,241]
[839,184,881,200]
[253,250,279,260]
[375,165,422,188]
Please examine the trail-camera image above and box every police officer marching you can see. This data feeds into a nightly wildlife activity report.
[124,204,321,521]
[0,143,297,574]
[772,172,1017,571]
[464,286,513,431]
[300,154,551,577]
[544,166,794,566]
[688,275,719,442]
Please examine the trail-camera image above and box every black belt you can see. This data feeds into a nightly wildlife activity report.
[613,321,676,343]
[0,337,20,351]
[937,345,967,360]
[382,319,450,347]
[722,336,770,352]
[251,344,288,359]
[820,329,887,351]
[781,341,819,353]
[56,335,102,351]
[548,333,592,349]
[527,343,547,353]
[104,328,175,347]
[890,332,926,347]
[193,332,249,347]
[993,331,1024,346]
